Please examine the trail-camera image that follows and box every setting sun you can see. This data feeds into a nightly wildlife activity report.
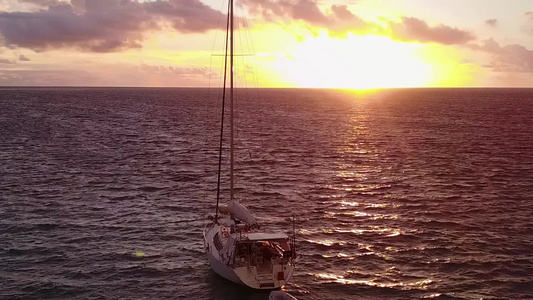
[274,34,432,89]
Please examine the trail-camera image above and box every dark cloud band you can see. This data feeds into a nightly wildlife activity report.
[0,0,223,52]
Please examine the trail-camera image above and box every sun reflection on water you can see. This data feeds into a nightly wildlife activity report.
[423,293,442,298]
[333,226,402,236]
[300,104,430,296]
[324,210,399,220]
[305,239,347,247]
[300,226,404,237]
[337,200,391,208]
[312,273,433,290]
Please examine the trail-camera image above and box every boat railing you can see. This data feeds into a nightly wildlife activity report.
[247,264,263,287]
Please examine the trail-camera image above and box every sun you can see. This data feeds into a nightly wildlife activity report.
[273,34,433,89]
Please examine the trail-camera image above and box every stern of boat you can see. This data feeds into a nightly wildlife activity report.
[234,263,295,289]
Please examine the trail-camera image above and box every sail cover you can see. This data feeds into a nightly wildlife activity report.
[228,200,257,225]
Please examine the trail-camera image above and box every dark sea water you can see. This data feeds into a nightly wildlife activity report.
[1,87,532,300]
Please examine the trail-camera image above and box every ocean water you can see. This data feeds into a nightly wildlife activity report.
[1,87,532,300]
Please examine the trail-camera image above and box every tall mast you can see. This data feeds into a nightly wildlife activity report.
[229,0,234,201]
[215,0,231,221]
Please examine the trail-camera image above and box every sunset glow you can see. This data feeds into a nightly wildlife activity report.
[277,35,432,89]
[0,0,531,88]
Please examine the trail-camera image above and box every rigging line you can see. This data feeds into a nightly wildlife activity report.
[240,6,260,91]
[236,4,253,176]
[208,0,227,92]
[241,3,260,120]
[215,0,231,222]
[235,4,250,92]
[241,4,259,97]
[235,4,248,145]
[237,4,250,93]
[208,0,228,217]
[232,1,241,196]
[239,2,265,175]
[229,0,235,202]
[216,1,229,92]
[209,0,229,111]
[241,7,259,87]
[234,1,252,194]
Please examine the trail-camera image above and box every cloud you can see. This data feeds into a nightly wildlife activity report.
[0,57,16,64]
[18,0,62,7]
[524,11,533,36]
[485,19,498,27]
[0,2,148,52]
[241,0,328,24]
[0,63,212,86]
[145,0,223,33]
[242,0,375,37]
[0,68,98,85]
[331,4,353,21]
[389,17,475,45]
[469,38,533,72]
[0,0,481,52]
[18,54,30,61]
[0,0,224,52]
[327,5,374,37]
[243,0,477,44]
[139,64,210,77]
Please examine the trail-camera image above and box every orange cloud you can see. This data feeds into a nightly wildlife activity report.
[469,39,533,72]
[0,63,212,86]
[242,0,375,36]
[0,58,16,64]
[18,0,61,6]
[524,11,533,36]
[0,0,481,52]
[243,0,477,44]
[388,17,475,45]
[485,19,498,27]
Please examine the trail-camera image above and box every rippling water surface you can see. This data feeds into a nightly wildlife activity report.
[1,87,532,300]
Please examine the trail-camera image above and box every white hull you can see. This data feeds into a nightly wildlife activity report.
[204,222,295,289]
[206,246,242,284]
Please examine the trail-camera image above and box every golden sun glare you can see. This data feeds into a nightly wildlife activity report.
[274,34,432,89]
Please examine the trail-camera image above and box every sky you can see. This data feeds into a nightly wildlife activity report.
[0,0,532,88]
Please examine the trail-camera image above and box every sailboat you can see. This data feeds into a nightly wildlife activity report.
[203,0,296,290]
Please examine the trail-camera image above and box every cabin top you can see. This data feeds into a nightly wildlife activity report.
[243,232,289,241]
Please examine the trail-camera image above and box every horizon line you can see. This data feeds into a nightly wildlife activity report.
[1,86,532,90]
